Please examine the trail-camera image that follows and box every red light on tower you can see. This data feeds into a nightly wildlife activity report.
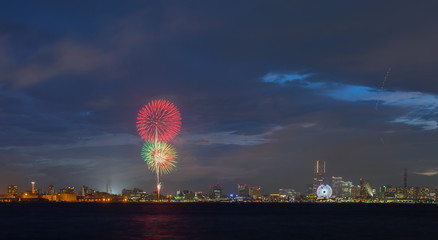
[31,180,35,194]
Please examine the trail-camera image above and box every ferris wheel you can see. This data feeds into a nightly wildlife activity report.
[316,184,333,198]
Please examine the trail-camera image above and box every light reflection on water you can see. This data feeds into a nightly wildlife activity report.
[123,213,196,239]
[1,203,438,240]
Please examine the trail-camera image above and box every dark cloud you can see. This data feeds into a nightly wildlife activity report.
[1,1,438,194]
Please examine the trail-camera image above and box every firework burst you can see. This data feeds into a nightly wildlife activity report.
[137,99,181,200]
[141,141,177,176]
[136,99,181,142]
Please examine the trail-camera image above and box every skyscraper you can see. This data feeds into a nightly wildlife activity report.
[312,160,326,193]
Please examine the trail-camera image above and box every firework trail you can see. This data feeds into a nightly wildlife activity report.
[375,67,391,111]
[376,68,391,146]
[137,99,181,200]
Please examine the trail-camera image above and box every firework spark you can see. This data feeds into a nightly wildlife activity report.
[137,99,181,142]
[141,141,177,176]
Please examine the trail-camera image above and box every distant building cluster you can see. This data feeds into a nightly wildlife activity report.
[301,161,436,203]
[0,183,122,203]
[1,163,437,203]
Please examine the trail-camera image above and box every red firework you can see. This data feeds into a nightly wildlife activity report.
[137,99,181,142]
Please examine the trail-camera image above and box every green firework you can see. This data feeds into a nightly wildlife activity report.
[141,141,177,175]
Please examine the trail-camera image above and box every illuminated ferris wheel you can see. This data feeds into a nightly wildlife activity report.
[316,184,333,198]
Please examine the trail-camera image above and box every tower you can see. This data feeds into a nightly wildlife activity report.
[312,160,326,193]
[31,180,35,194]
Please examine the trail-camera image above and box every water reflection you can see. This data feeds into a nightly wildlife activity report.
[119,205,198,239]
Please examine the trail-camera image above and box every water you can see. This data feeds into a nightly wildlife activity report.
[1,202,437,239]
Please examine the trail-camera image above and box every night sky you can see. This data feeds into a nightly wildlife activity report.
[1,1,438,194]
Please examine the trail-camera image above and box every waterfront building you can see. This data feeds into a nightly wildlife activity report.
[8,185,18,196]
[41,194,57,201]
[351,185,361,200]
[413,186,429,200]
[238,184,249,198]
[279,188,295,201]
[47,185,55,195]
[339,181,352,198]
[331,177,352,199]
[81,185,88,196]
[268,194,280,202]
[359,178,373,200]
[58,193,78,202]
[249,187,262,200]
[180,190,195,200]
[121,188,144,201]
[332,176,343,197]
[209,185,222,199]
[60,187,75,194]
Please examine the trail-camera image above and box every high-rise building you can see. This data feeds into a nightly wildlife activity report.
[8,185,18,196]
[340,181,352,198]
[359,178,373,200]
[238,184,249,198]
[331,177,352,199]
[249,187,262,200]
[47,185,55,195]
[209,185,222,199]
[332,176,343,197]
[312,160,326,193]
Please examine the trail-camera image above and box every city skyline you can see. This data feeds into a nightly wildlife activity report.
[1,150,436,203]
[1,1,438,194]
[0,164,425,196]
